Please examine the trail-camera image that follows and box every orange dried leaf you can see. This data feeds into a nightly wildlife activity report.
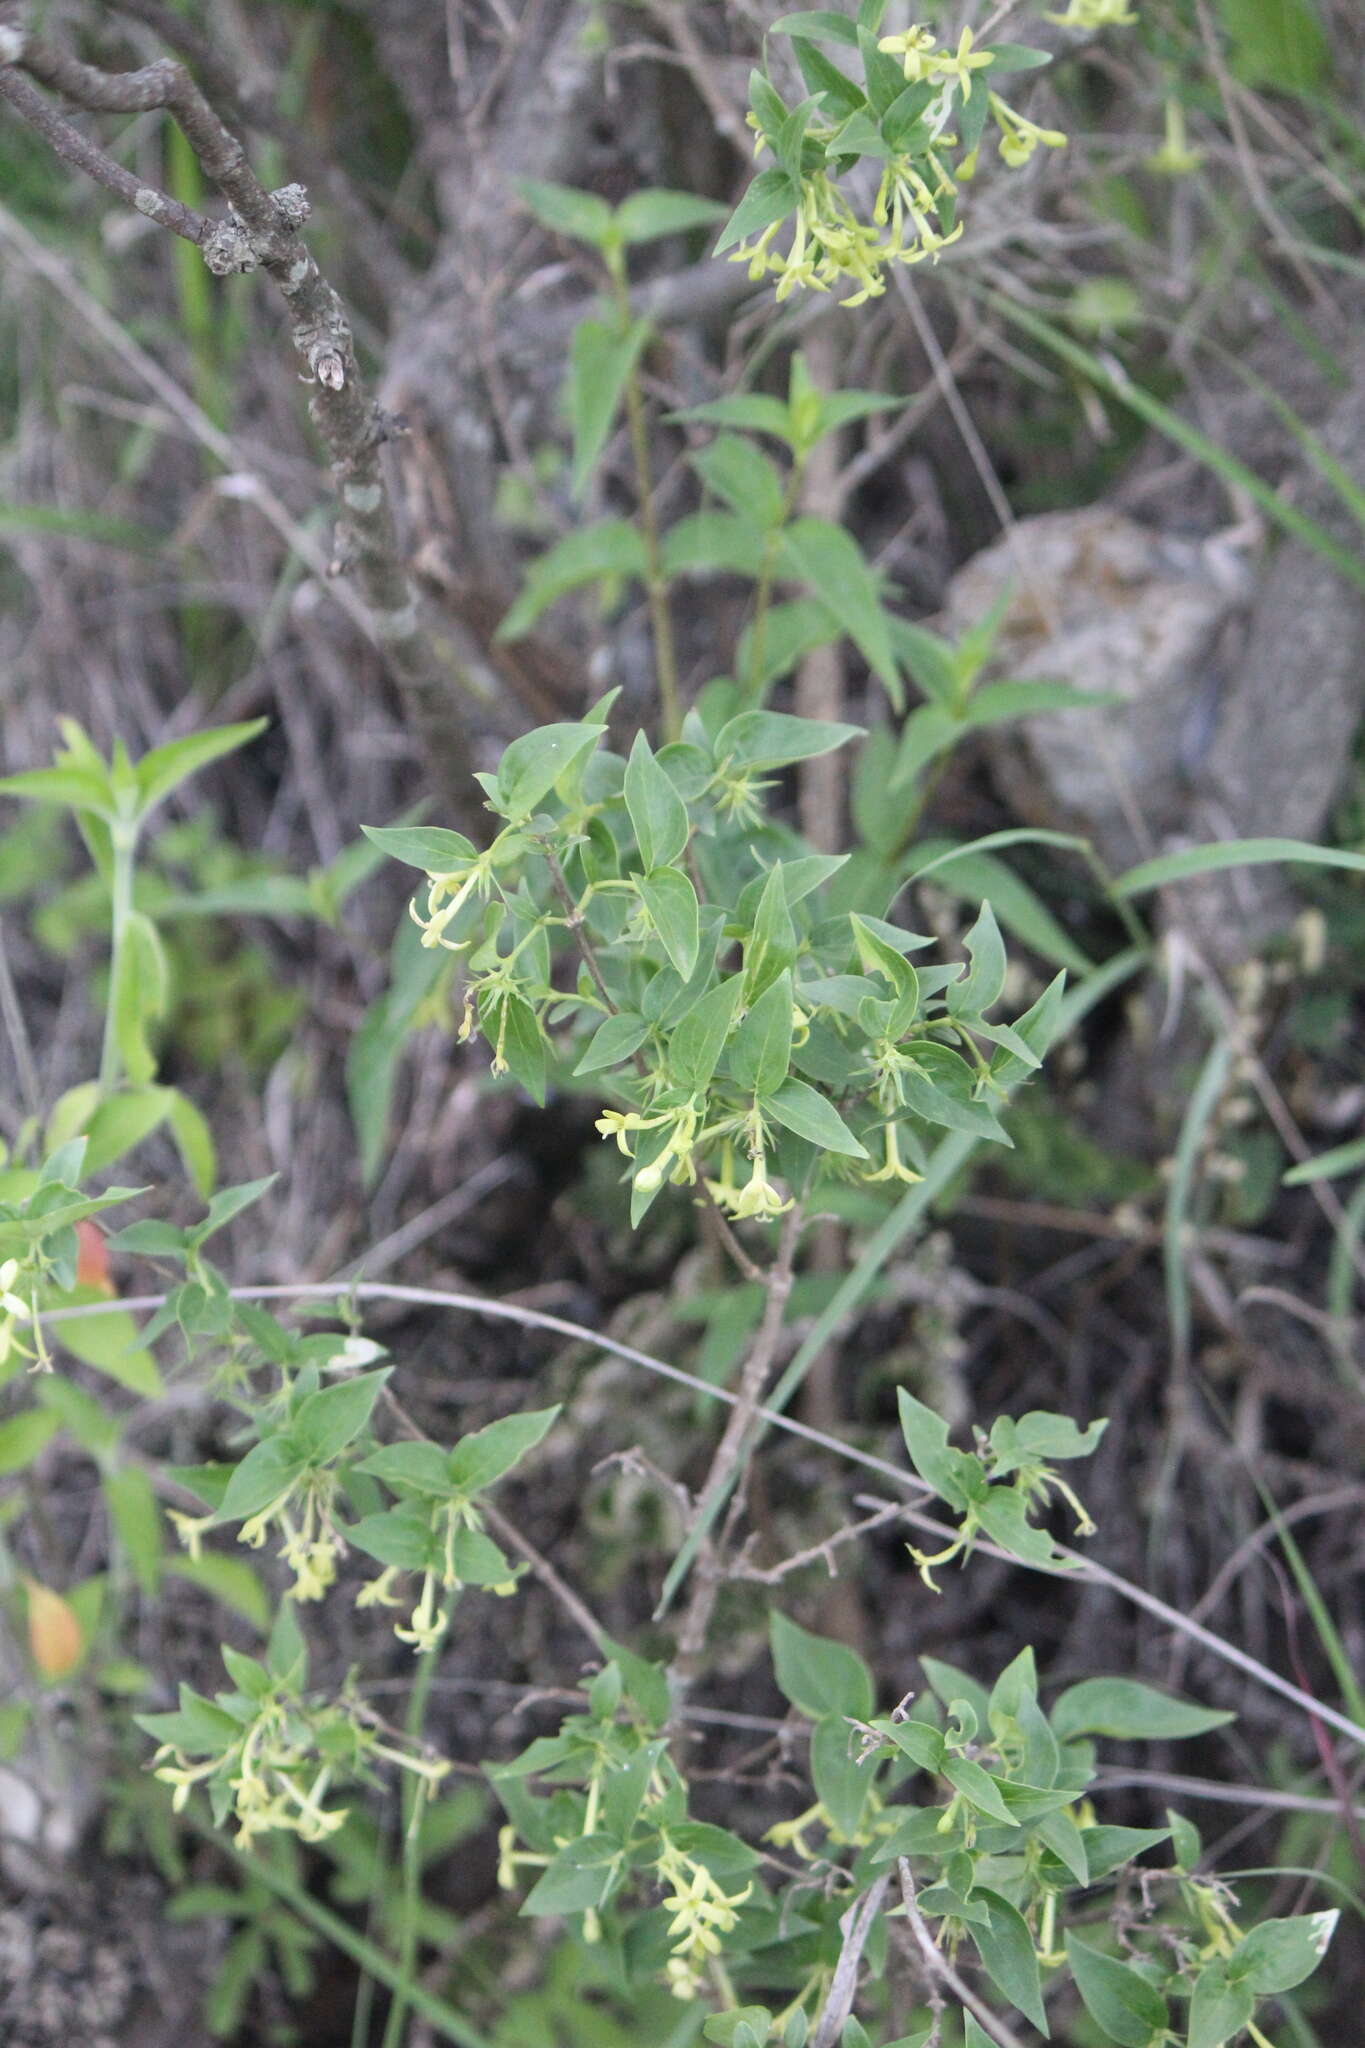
[25,1580,84,1681]
[75,1220,114,1294]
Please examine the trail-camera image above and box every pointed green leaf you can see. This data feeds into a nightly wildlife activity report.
[637,868,700,981]
[763,1077,866,1158]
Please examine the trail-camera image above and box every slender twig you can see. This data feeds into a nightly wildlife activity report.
[730,1504,903,1586]
[896,1859,1028,2048]
[812,1873,891,2048]
[673,1204,803,1671]
[482,1500,608,1653]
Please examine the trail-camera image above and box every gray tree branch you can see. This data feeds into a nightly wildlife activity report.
[0,10,479,813]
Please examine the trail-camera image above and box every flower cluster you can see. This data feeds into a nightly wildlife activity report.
[357,1499,519,1655]
[656,1836,754,1999]
[410,846,500,952]
[171,1471,345,1603]
[148,1684,448,1848]
[877,22,994,93]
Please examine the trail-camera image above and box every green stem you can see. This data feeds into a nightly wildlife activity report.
[609,265,680,742]
[380,1593,457,2048]
[98,820,138,1097]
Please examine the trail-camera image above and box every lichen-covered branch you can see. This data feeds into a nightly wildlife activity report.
[0,10,475,809]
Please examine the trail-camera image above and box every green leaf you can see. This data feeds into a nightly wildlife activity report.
[705,2011,775,2048]
[770,1610,874,1720]
[1065,1935,1168,2048]
[624,731,690,873]
[449,1525,515,1587]
[973,1485,1063,1568]
[743,867,798,1002]
[1217,0,1327,92]
[661,511,767,580]
[671,974,743,1092]
[1284,1134,1365,1185]
[488,990,547,1105]
[691,435,787,529]
[714,168,801,256]
[360,825,478,871]
[568,317,651,498]
[947,900,1006,1018]
[791,36,867,120]
[669,393,792,440]
[348,1502,436,1572]
[104,1463,164,1595]
[521,1834,621,1916]
[1230,1911,1338,1995]
[516,178,615,247]
[984,42,1052,72]
[897,1043,1010,1145]
[1080,1825,1172,1881]
[497,521,647,640]
[292,1370,389,1464]
[971,1890,1048,2036]
[942,1756,1016,1826]
[637,868,700,981]
[763,1077,866,1158]
[574,1012,649,1076]
[493,721,606,819]
[777,519,899,700]
[357,1441,455,1496]
[133,720,268,817]
[104,1220,188,1257]
[79,1088,168,1173]
[811,1713,878,1835]
[714,710,863,772]
[770,10,860,45]
[37,1374,119,1456]
[0,765,113,817]
[730,973,794,1097]
[1051,1679,1234,1743]
[616,188,727,243]
[113,910,168,1085]
[447,1407,560,1494]
[216,1438,303,1525]
[166,1089,216,1200]
[890,620,959,706]
[136,1685,245,1756]
[1115,837,1365,898]
[0,1408,60,1475]
[1187,1959,1255,2048]
[198,1174,277,1242]
[897,1391,972,1510]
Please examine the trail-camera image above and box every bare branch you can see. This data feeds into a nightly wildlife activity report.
[0,12,478,810]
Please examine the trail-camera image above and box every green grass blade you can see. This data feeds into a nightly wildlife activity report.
[984,293,1365,598]
[1164,1036,1233,1376]
[1116,839,1365,898]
